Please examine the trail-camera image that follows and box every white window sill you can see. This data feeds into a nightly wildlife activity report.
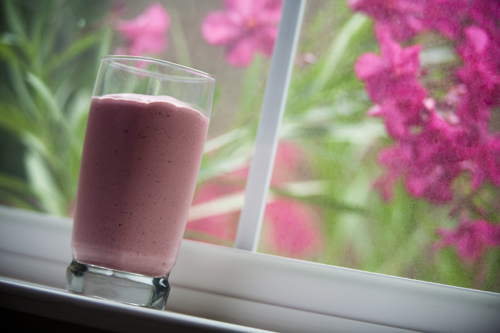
[1,205,499,332]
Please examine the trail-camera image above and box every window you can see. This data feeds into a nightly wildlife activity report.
[254,0,500,293]
[1,0,499,332]
[184,0,500,294]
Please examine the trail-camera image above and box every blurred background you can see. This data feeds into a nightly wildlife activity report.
[1,0,499,292]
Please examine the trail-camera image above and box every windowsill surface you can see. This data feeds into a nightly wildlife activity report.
[0,205,271,332]
[1,205,499,332]
[1,277,270,332]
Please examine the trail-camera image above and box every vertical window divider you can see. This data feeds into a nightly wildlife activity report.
[234,0,306,252]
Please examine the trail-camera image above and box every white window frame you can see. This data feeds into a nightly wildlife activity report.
[235,0,305,251]
[1,1,499,332]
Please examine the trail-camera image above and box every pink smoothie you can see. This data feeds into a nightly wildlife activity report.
[72,93,209,277]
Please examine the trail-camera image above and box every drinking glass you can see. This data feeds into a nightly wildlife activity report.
[66,56,214,310]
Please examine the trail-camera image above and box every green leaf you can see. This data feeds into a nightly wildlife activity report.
[0,172,35,198]
[25,72,64,121]
[198,141,253,183]
[0,102,74,199]
[24,148,66,216]
[0,189,39,211]
[0,100,36,137]
[2,0,27,39]
[239,54,266,122]
[312,13,370,92]
[97,27,113,60]
[4,63,38,117]
[25,71,83,155]
[204,127,251,154]
[48,31,103,73]
[66,88,91,129]
[169,6,192,67]
[0,41,23,67]
[20,132,68,184]
[28,0,53,52]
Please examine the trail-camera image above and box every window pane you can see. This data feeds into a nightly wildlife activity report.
[258,0,500,293]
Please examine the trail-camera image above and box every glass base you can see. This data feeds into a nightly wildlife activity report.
[66,259,170,310]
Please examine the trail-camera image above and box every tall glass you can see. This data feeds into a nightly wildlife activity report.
[66,56,214,310]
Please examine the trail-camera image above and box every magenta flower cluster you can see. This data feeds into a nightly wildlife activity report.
[351,0,500,262]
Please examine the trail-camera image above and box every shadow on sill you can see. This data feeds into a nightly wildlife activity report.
[2,307,111,332]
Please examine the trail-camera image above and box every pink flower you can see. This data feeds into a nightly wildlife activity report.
[435,220,500,262]
[374,109,476,204]
[466,130,500,189]
[367,99,423,139]
[355,28,427,139]
[375,140,460,204]
[456,26,500,125]
[355,28,425,105]
[263,198,323,258]
[467,0,500,47]
[349,0,426,41]
[116,3,170,56]
[201,0,282,67]
[270,141,305,187]
[423,0,469,39]
[373,144,412,201]
[187,181,240,242]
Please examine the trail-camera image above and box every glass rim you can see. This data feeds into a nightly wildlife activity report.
[101,55,215,82]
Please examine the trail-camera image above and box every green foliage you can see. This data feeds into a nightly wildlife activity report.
[0,0,112,214]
